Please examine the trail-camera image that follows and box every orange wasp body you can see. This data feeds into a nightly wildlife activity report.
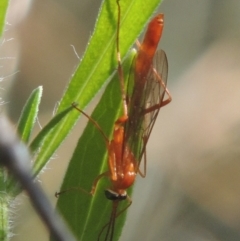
[95,12,171,241]
[57,4,171,241]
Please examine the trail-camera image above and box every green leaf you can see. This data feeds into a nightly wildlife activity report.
[0,171,9,241]
[31,106,73,176]
[55,50,136,241]
[17,86,42,144]
[32,0,163,180]
[7,106,73,194]
[0,0,9,37]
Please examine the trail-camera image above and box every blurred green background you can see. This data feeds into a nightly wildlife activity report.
[1,0,240,240]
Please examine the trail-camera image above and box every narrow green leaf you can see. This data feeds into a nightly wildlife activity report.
[31,106,73,175]
[0,0,9,37]
[17,86,42,144]
[0,170,9,241]
[32,0,163,179]
[55,50,136,241]
[7,106,73,194]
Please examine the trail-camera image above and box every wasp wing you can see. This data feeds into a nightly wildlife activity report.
[125,49,168,167]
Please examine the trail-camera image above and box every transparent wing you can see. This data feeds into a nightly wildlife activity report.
[143,49,168,145]
[125,49,168,165]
